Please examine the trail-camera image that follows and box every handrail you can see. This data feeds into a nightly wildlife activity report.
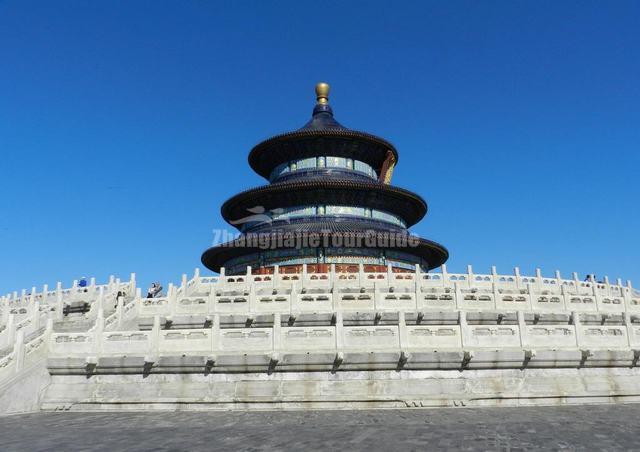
[47,310,640,368]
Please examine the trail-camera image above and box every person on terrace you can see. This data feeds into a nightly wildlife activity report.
[146,282,163,298]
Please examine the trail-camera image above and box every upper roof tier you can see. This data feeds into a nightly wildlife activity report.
[248,83,399,182]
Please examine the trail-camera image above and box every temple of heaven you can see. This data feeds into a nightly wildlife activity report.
[201,83,448,275]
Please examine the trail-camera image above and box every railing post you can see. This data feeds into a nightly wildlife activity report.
[44,318,54,350]
[572,312,583,348]
[414,264,421,293]
[517,310,527,347]
[560,280,569,305]
[491,265,499,302]
[116,293,124,329]
[301,264,308,291]
[92,307,105,358]
[398,311,409,350]
[387,263,393,283]
[42,284,49,304]
[459,311,470,348]
[441,263,449,287]
[273,313,282,353]
[527,282,535,307]
[181,273,188,296]
[130,273,137,294]
[592,275,602,305]
[31,301,41,332]
[97,286,105,313]
[514,266,522,289]
[454,281,462,310]
[373,280,380,310]
[572,272,580,293]
[289,283,297,313]
[4,314,16,349]
[169,284,177,318]
[207,281,217,315]
[273,265,280,289]
[330,264,336,291]
[248,280,258,314]
[621,278,632,306]
[334,311,344,349]
[56,282,64,321]
[151,315,160,358]
[1,296,9,325]
[95,308,105,332]
[535,268,542,291]
[210,314,220,363]
[624,312,634,347]
[14,330,25,373]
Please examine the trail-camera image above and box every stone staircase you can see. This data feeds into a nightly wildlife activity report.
[0,276,136,413]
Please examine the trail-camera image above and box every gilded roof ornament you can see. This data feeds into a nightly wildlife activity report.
[315,82,330,105]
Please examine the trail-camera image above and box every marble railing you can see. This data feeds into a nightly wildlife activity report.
[0,276,136,373]
[181,265,637,299]
[0,319,53,384]
[0,293,139,384]
[1,274,136,310]
[47,310,640,372]
[1,276,136,326]
[138,265,639,318]
[2,266,639,378]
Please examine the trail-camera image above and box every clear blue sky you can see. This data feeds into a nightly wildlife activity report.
[1,1,638,294]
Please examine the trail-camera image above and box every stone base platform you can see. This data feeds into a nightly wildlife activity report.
[41,367,640,411]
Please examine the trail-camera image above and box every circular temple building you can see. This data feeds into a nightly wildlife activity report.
[201,83,448,275]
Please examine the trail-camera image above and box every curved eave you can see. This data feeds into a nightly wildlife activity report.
[248,129,399,180]
[201,232,448,273]
[221,179,428,228]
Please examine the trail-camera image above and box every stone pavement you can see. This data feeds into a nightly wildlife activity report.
[1,404,640,451]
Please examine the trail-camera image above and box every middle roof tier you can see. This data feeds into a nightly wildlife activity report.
[221,178,428,230]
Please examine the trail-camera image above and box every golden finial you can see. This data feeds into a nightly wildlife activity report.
[315,82,330,104]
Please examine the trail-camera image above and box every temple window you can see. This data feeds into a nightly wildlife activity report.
[260,204,405,227]
[270,156,376,181]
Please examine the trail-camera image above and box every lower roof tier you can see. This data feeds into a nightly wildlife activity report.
[201,228,448,274]
[221,178,428,229]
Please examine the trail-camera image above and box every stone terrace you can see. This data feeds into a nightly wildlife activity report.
[2,265,640,413]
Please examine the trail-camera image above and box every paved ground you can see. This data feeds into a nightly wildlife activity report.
[1,405,640,451]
